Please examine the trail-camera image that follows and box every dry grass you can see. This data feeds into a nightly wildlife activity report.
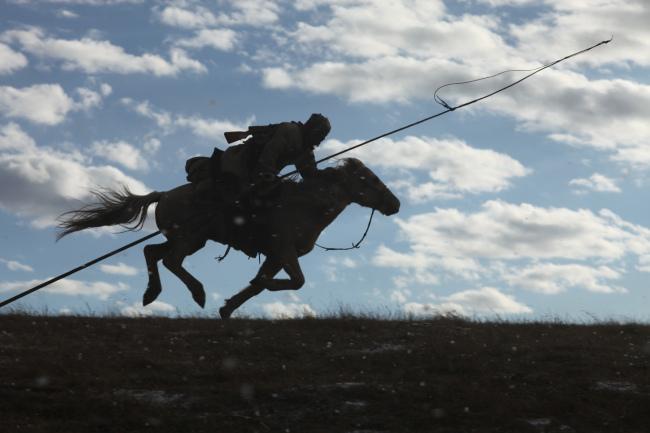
[1,314,649,432]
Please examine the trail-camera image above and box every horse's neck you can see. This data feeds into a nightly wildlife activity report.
[316,188,350,229]
[291,179,350,234]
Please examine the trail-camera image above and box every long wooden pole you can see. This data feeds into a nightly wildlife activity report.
[0,231,160,308]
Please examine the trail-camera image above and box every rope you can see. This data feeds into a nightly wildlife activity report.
[279,36,612,177]
[434,36,613,110]
[434,67,542,110]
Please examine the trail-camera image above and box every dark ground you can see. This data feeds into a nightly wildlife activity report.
[1,314,649,433]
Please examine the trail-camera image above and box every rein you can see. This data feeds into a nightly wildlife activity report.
[315,209,375,251]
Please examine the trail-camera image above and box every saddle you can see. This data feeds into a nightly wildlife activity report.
[185,146,283,259]
[185,147,223,184]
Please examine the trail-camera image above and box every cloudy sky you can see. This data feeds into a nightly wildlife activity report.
[1,0,649,320]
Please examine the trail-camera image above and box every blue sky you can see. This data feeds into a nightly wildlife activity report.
[1,0,649,320]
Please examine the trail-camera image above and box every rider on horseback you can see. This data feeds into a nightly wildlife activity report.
[191,113,331,206]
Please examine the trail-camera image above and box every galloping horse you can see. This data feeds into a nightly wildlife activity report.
[58,158,400,319]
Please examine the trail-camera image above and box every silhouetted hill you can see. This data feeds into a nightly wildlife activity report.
[1,314,649,432]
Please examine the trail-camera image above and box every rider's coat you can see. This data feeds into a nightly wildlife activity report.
[220,122,317,183]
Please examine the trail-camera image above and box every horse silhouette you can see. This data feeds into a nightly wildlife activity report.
[58,158,400,319]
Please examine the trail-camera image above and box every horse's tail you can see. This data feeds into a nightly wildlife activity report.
[56,187,163,240]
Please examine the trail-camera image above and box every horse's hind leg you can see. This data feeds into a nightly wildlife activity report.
[143,242,171,306]
[257,251,305,292]
[162,241,207,308]
[219,258,282,320]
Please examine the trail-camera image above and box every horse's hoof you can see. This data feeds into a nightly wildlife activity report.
[219,305,232,320]
[142,287,161,306]
[192,290,206,308]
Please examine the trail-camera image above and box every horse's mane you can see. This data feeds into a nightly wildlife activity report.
[279,159,354,205]
[282,159,354,188]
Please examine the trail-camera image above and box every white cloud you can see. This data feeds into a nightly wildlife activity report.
[289,1,497,61]
[321,136,529,201]
[569,173,621,193]
[119,300,176,317]
[390,289,410,304]
[0,123,149,228]
[0,84,108,125]
[0,258,34,272]
[327,256,357,268]
[502,263,625,294]
[11,0,142,4]
[158,5,218,29]
[175,115,250,140]
[374,244,483,280]
[262,57,465,104]
[475,0,536,5]
[611,146,650,169]
[260,0,512,103]
[175,29,238,51]
[0,84,73,125]
[254,1,650,171]
[392,200,650,261]
[143,138,161,154]
[121,99,173,129]
[99,83,112,96]
[506,0,650,68]
[237,63,254,74]
[636,255,650,273]
[262,301,316,319]
[220,0,280,27]
[322,256,359,282]
[99,262,138,276]
[447,287,532,314]
[57,9,79,18]
[0,42,28,74]
[403,301,462,316]
[0,122,36,152]
[157,1,279,29]
[262,67,293,88]
[2,27,205,76]
[0,278,128,300]
[490,73,650,165]
[91,140,149,171]
[375,201,650,297]
[265,62,650,170]
[403,287,532,316]
[74,87,103,111]
[49,280,128,299]
[122,98,251,141]
[392,271,440,288]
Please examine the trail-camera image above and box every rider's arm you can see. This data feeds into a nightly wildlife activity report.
[295,150,317,179]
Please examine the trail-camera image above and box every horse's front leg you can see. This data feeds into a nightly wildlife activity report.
[219,258,282,319]
[253,251,305,292]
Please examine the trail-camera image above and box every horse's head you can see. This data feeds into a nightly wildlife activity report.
[340,158,400,216]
